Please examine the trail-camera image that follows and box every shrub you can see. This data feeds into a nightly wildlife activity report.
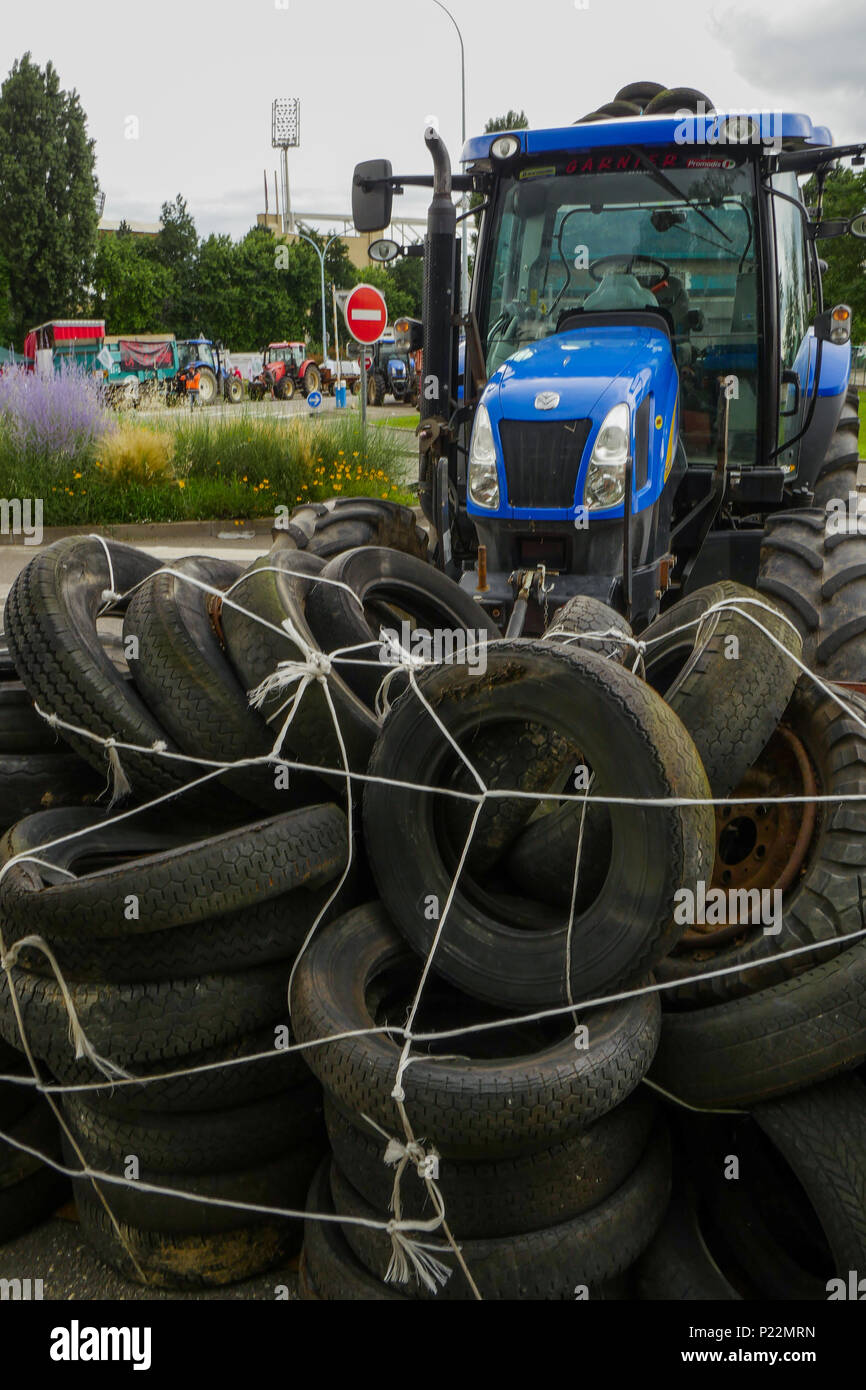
[0,365,112,465]
[98,427,174,483]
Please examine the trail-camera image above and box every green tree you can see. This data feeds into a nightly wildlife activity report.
[93,230,173,332]
[150,194,199,333]
[805,168,866,334]
[0,53,99,343]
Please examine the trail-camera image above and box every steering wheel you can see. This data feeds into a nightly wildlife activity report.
[588,254,670,286]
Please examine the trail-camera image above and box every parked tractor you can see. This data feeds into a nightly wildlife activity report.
[248,342,323,400]
[363,328,420,407]
[351,84,866,673]
[174,339,243,405]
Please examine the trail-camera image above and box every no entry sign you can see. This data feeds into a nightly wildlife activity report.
[343,283,388,345]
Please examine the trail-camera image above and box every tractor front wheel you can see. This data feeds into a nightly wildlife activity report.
[304,366,322,396]
[226,378,243,405]
[275,377,295,401]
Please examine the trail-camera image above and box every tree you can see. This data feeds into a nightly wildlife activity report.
[484,110,529,135]
[93,232,173,332]
[0,53,99,343]
[360,256,424,323]
[150,195,199,333]
[805,168,866,334]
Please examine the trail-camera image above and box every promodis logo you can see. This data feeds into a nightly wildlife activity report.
[50,1321,152,1371]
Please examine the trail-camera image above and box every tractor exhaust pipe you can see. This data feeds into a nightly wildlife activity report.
[419,127,457,528]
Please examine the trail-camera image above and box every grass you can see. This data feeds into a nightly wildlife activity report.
[378,412,420,431]
[0,413,414,527]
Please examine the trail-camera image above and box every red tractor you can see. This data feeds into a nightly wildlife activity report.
[248,342,322,400]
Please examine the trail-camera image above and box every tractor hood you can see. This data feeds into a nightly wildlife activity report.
[468,318,680,523]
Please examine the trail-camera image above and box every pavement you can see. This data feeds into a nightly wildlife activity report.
[0,1212,301,1300]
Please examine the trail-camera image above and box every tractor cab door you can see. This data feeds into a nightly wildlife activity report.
[771,172,815,474]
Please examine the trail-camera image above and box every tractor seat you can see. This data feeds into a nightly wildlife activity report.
[582,272,659,313]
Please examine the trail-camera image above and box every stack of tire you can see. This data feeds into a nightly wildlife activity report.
[0,1039,69,1245]
[290,623,735,1298]
[0,513,498,1286]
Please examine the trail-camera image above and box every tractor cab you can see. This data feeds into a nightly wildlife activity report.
[265,342,306,372]
[353,92,866,631]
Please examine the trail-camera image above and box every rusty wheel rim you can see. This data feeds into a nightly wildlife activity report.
[678,724,818,952]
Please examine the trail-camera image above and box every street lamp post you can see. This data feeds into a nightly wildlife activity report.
[295,230,342,359]
[431,0,469,315]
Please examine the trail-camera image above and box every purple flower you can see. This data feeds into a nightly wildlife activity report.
[0,364,114,462]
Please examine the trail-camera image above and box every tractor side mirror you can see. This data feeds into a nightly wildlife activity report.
[368,238,402,263]
[352,160,394,233]
[814,304,852,346]
[849,211,866,239]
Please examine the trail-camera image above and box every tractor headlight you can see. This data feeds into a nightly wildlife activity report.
[584,403,630,509]
[468,404,501,509]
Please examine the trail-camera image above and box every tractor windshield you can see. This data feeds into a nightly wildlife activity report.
[481,150,761,466]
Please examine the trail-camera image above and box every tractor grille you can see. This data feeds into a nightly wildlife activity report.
[499,419,592,509]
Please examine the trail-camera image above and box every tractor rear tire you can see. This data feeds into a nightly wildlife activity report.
[810,384,862,510]
[757,507,866,679]
[197,367,218,406]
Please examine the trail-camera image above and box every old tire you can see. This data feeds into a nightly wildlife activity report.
[641,580,801,796]
[275,498,428,562]
[651,934,866,1108]
[290,903,661,1158]
[304,546,499,708]
[363,641,715,1008]
[324,1085,656,1238]
[544,595,636,665]
[331,1124,671,1299]
[3,538,189,801]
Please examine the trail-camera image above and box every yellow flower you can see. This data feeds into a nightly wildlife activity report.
[352,451,359,458]
[177,480,186,490]
[242,475,248,482]
[73,471,82,479]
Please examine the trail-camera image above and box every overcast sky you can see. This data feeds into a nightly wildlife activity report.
[3,0,865,239]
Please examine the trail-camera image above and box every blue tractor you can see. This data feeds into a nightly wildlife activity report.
[351,85,866,677]
[174,338,243,405]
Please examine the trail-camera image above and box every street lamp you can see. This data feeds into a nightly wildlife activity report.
[295,229,342,358]
[431,0,469,315]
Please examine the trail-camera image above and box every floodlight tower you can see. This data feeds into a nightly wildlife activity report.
[271,98,301,235]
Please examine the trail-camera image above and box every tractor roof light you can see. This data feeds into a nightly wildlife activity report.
[721,114,759,144]
[490,134,521,161]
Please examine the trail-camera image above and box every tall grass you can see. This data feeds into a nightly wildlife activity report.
[0,377,412,525]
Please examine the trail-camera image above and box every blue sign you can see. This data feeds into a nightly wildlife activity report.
[307,390,323,409]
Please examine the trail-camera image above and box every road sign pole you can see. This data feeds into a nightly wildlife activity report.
[360,352,367,433]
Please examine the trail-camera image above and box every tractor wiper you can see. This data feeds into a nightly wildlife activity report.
[626,147,732,245]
